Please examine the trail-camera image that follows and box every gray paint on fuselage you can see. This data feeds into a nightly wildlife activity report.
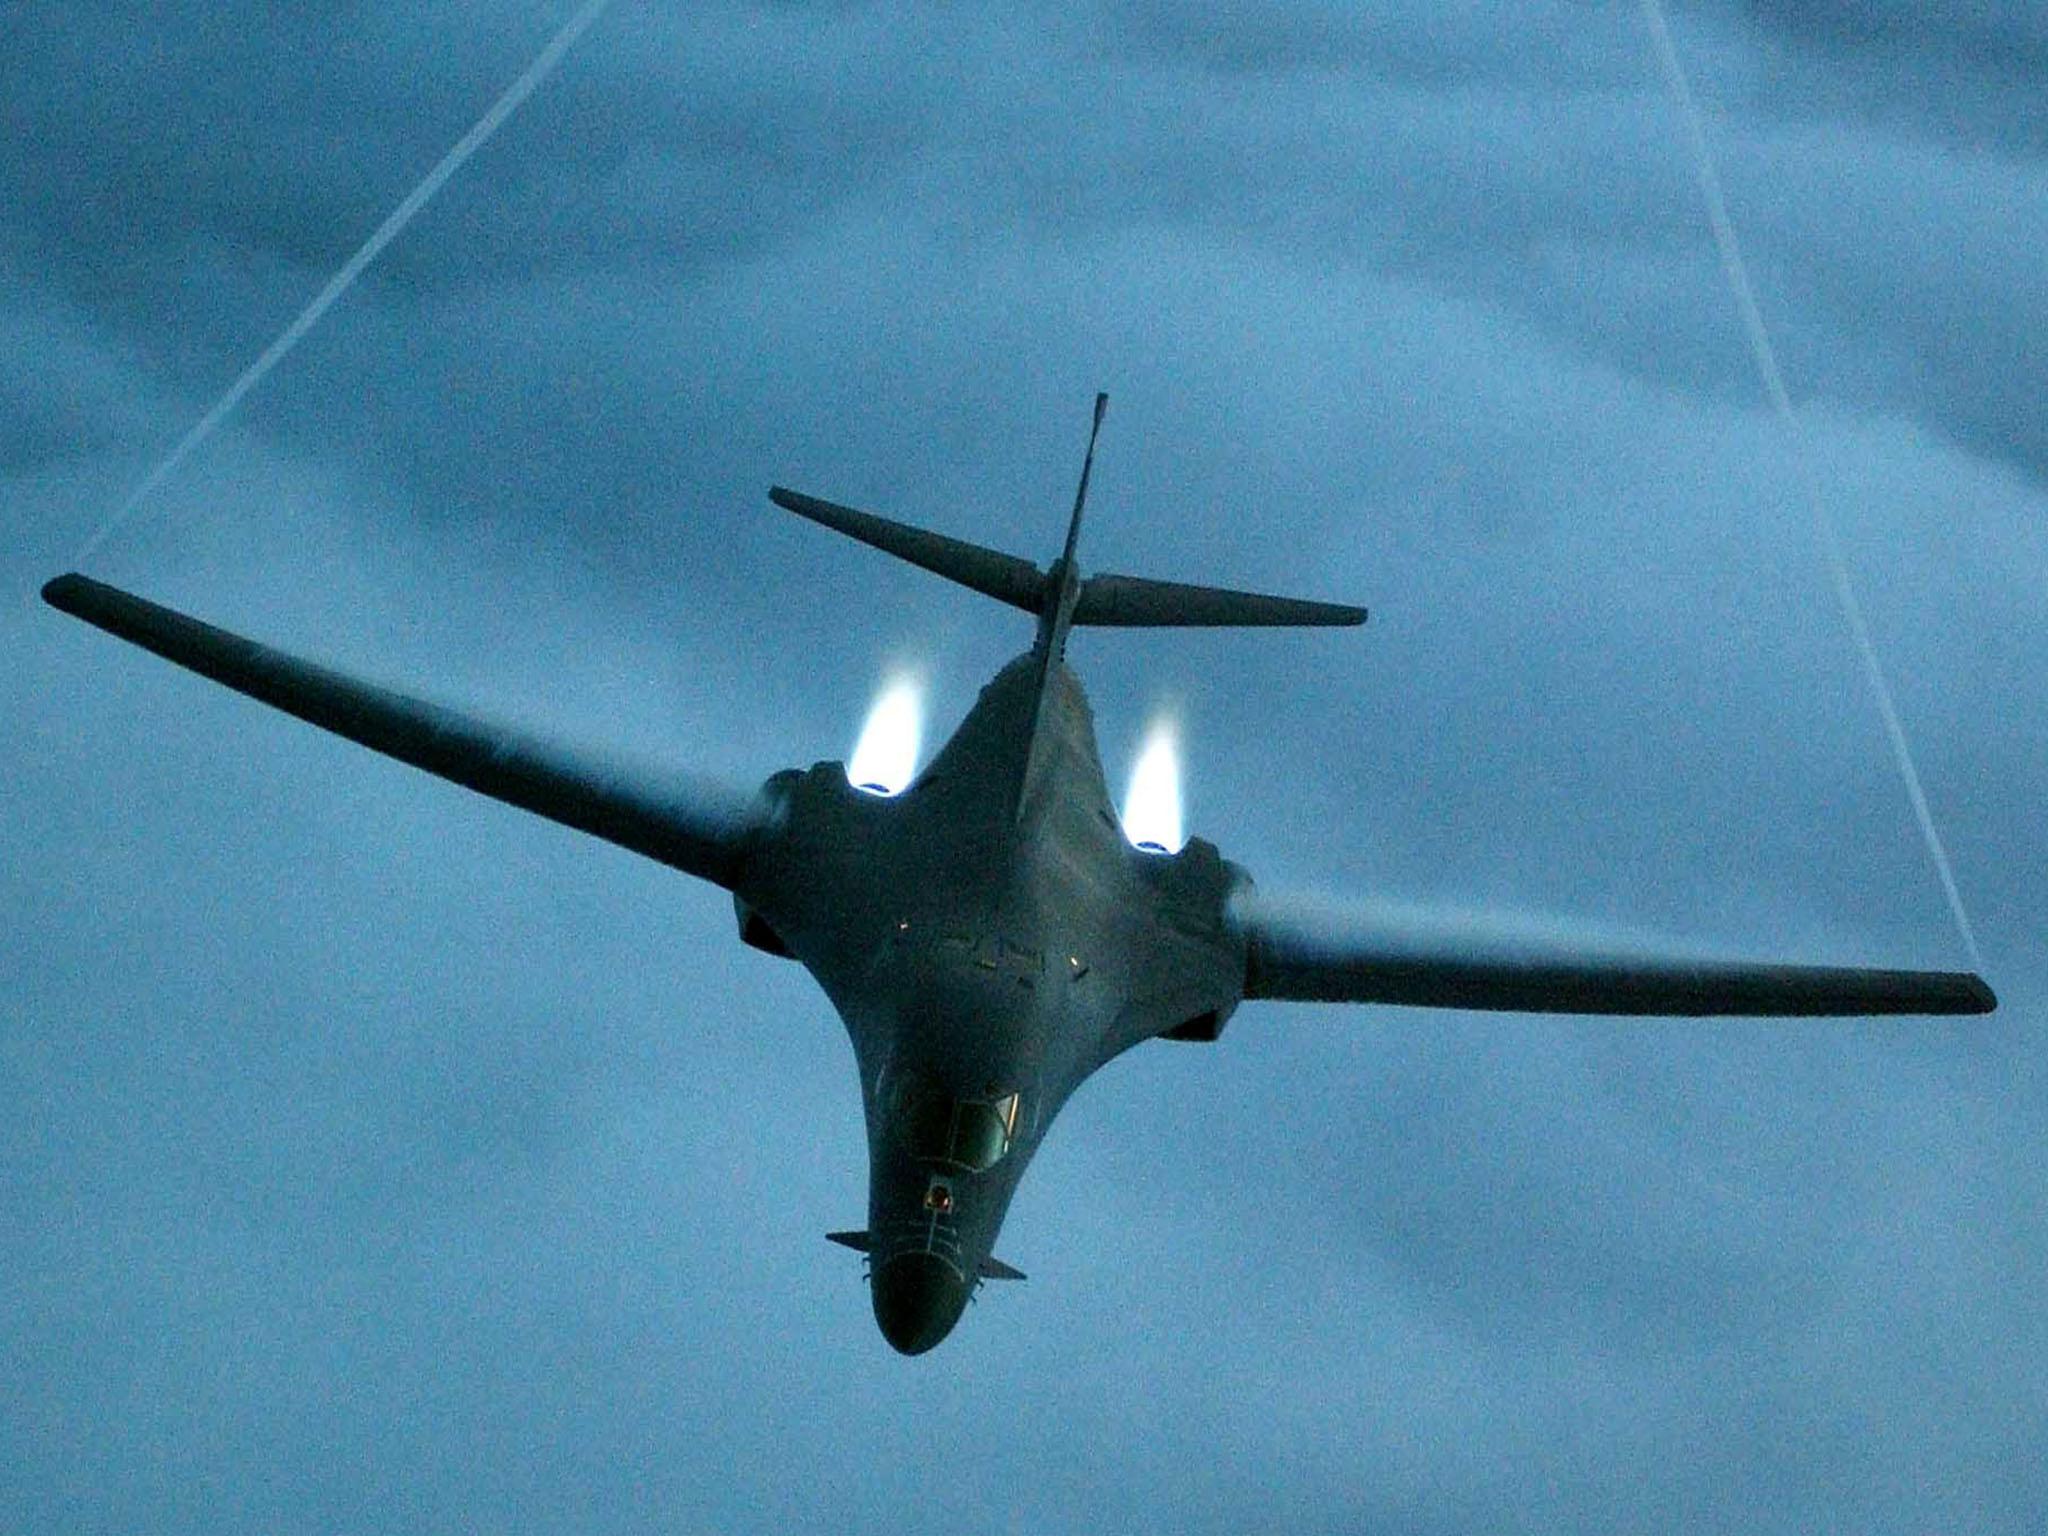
[732,652,1244,1350]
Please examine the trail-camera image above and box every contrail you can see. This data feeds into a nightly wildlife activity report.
[1636,0,1984,970]
[71,0,617,569]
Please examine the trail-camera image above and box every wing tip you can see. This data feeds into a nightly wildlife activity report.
[41,571,93,614]
[1957,973,1998,1014]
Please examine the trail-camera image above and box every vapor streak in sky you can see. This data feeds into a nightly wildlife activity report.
[1636,0,1985,970]
[71,0,617,569]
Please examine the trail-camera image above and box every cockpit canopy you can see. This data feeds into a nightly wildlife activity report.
[888,1075,1021,1173]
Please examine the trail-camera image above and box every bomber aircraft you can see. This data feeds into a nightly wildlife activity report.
[43,394,1994,1354]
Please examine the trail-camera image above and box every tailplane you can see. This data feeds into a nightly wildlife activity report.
[1073,573,1363,628]
[767,486,1044,614]
[767,396,1364,634]
[773,394,1365,824]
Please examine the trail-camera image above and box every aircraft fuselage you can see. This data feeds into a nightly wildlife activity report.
[731,652,1246,1352]
[46,399,1980,1360]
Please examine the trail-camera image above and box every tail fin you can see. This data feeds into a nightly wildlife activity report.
[773,396,1366,828]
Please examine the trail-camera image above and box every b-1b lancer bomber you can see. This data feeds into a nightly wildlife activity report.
[43,395,1994,1354]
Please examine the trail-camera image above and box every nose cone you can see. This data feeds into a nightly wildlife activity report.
[871,1252,971,1355]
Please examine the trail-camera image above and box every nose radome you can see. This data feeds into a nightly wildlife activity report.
[871,1252,971,1355]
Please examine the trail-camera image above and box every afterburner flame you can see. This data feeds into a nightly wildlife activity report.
[848,674,923,796]
[1121,717,1183,853]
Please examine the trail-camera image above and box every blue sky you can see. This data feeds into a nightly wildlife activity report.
[5,3,2043,1530]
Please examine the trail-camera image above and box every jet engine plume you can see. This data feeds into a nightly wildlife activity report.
[848,673,923,796]
[1121,714,1183,853]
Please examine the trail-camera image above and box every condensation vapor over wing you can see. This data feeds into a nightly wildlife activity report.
[1635,0,1985,970]
[68,0,618,570]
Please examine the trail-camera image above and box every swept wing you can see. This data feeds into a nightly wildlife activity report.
[43,573,763,889]
[1234,890,1994,1016]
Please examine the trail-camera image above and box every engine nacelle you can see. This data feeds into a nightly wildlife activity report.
[733,894,794,959]
[1158,1003,1236,1043]
[1150,853,1254,1044]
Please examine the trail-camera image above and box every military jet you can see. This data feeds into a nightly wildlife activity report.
[42,394,1994,1355]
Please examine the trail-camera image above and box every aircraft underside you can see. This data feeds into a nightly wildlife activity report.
[38,393,1993,1356]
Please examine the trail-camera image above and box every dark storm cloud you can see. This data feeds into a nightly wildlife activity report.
[7,2,2044,1533]
[12,0,2042,488]
[7,2,937,308]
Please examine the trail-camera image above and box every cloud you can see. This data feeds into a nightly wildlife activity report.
[4,3,2043,1533]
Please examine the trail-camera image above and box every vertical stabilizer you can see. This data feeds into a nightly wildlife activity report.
[1015,393,1109,821]
[764,389,1364,826]
[1030,391,1108,665]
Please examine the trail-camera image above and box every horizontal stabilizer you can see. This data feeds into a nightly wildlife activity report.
[769,487,1045,614]
[1074,573,1364,628]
